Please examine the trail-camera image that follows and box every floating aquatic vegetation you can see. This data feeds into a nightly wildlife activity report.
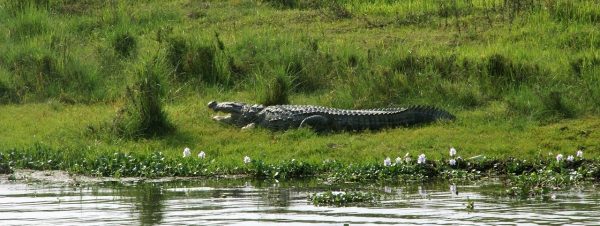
[383,157,391,167]
[450,147,457,157]
[183,147,191,158]
[2,144,600,190]
[395,157,402,165]
[577,150,584,158]
[308,191,381,207]
[417,154,427,164]
[449,159,457,166]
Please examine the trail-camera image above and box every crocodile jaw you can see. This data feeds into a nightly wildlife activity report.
[212,114,232,123]
[208,101,251,125]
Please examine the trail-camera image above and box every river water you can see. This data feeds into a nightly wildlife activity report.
[1,179,599,225]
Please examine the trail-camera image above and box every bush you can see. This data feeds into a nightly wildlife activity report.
[111,58,174,139]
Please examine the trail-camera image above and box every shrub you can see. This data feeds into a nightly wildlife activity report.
[111,58,174,139]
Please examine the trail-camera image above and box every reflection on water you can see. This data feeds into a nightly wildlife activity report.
[131,183,165,225]
[1,179,600,225]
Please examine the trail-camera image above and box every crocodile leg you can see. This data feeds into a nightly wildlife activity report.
[299,115,329,131]
[242,123,256,130]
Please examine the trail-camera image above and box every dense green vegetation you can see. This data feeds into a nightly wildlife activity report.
[1,0,600,183]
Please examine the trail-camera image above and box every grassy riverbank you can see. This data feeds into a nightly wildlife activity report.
[1,0,600,181]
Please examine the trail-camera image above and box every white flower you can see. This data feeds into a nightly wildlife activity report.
[395,157,402,164]
[450,147,457,157]
[404,153,411,163]
[183,147,191,157]
[384,157,392,167]
[577,150,583,158]
[566,155,574,162]
[417,154,426,164]
[556,154,563,162]
[198,151,206,159]
[243,156,251,164]
[449,159,456,166]
[450,184,457,195]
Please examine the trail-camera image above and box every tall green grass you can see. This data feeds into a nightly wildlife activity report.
[0,0,599,119]
[110,57,174,139]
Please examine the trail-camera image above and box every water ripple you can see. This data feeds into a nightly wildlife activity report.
[0,181,599,225]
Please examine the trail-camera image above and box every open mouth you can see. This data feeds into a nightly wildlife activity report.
[208,101,241,123]
[212,113,232,122]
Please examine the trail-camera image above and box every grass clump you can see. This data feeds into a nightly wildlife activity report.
[0,153,11,174]
[262,0,327,9]
[259,73,290,106]
[484,54,541,93]
[111,58,174,139]
[4,47,100,103]
[0,80,17,104]
[112,31,138,58]
[506,88,576,121]
[165,36,225,85]
[6,8,50,41]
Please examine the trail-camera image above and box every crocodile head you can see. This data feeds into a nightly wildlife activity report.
[208,101,264,127]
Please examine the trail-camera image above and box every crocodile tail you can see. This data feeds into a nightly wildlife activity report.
[403,105,456,122]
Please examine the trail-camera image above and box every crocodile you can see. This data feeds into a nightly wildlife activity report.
[208,101,455,131]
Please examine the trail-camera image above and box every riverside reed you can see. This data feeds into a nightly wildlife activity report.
[1,0,600,187]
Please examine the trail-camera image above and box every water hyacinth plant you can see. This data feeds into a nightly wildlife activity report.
[244,156,251,164]
[308,191,381,207]
[577,150,584,158]
[450,147,457,157]
[395,157,402,165]
[383,157,392,167]
[417,154,426,164]
[449,159,457,166]
[556,154,563,162]
[567,155,574,162]
[183,147,191,158]
[404,153,411,163]
[198,151,206,159]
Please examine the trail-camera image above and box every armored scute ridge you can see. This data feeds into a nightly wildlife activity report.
[208,101,455,131]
